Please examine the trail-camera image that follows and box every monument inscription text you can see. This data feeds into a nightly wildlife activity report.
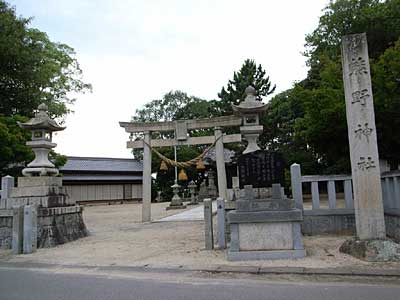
[237,150,284,188]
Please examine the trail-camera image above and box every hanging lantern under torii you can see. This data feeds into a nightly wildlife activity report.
[178,169,188,181]
[159,160,168,171]
[196,159,205,171]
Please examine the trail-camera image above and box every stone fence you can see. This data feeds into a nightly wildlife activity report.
[290,163,400,240]
[381,171,400,209]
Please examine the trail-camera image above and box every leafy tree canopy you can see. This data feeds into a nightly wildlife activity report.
[0,1,91,177]
[266,0,400,174]
[0,1,92,118]
[133,90,217,123]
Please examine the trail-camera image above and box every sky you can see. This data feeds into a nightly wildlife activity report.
[10,0,328,158]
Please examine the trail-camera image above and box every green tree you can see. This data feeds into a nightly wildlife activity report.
[218,59,276,114]
[260,87,322,175]
[371,39,400,167]
[0,1,92,118]
[0,1,91,176]
[0,115,33,177]
[260,0,400,174]
[133,90,217,123]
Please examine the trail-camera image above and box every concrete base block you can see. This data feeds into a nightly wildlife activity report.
[227,249,306,261]
[17,176,62,187]
[9,176,74,208]
[10,195,68,208]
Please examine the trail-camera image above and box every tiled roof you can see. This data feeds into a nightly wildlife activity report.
[60,156,143,173]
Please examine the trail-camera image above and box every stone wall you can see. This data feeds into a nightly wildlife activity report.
[0,210,13,249]
[302,209,400,241]
[385,209,400,242]
[302,209,356,235]
[38,206,88,248]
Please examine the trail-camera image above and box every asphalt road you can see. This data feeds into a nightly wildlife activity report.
[0,267,399,300]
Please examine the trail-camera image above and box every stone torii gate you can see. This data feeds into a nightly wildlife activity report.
[120,116,242,222]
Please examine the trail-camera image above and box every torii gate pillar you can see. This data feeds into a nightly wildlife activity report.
[215,127,228,201]
[142,131,152,222]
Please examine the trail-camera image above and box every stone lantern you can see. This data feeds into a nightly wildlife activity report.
[166,182,187,210]
[18,103,65,177]
[232,86,268,154]
[188,180,198,205]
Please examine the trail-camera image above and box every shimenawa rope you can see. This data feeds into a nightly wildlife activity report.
[142,135,223,168]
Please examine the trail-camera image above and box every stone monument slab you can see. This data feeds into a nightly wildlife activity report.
[238,150,284,188]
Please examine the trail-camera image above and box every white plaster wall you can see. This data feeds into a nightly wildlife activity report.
[64,183,142,202]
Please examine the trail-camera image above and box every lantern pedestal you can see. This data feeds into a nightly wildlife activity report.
[22,140,59,176]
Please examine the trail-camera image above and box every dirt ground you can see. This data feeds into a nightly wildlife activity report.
[1,202,400,270]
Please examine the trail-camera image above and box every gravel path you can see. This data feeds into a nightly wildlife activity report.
[1,203,399,271]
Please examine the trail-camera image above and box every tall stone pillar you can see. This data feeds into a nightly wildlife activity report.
[142,131,152,222]
[341,33,386,240]
[214,127,227,201]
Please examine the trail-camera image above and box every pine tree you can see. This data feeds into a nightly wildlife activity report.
[217,59,276,114]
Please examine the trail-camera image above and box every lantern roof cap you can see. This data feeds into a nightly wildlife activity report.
[18,103,66,132]
[232,85,268,114]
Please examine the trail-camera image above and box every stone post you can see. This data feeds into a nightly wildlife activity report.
[23,205,37,254]
[12,206,24,254]
[341,33,386,239]
[214,127,227,201]
[290,164,303,210]
[203,198,214,250]
[142,131,152,222]
[232,176,240,201]
[1,175,14,209]
[216,197,226,249]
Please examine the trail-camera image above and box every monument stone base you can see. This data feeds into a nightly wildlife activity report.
[228,249,306,261]
[227,212,305,261]
[227,184,306,261]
